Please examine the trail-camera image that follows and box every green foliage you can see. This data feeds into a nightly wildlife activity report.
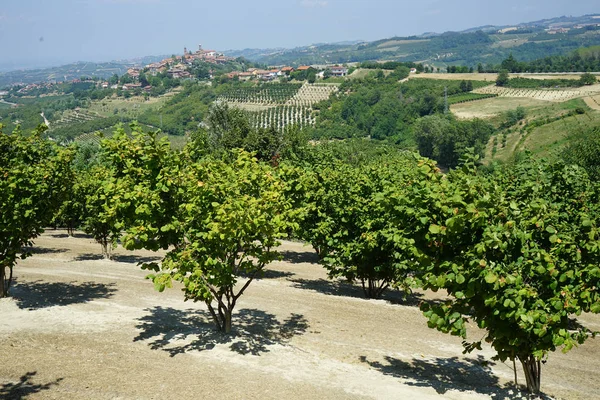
[447,93,497,105]
[413,115,494,169]
[197,102,309,162]
[95,126,294,333]
[492,47,600,73]
[77,166,123,258]
[563,126,600,180]
[417,154,600,393]
[0,124,73,297]
[295,154,432,298]
[505,77,584,89]
[501,106,527,128]
[496,70,510,87]
[579,73,597,86]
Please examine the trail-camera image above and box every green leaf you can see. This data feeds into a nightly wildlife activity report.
[484,272,497,284]
[429,224,441,234]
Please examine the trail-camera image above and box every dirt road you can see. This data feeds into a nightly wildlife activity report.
[1,231,599,399]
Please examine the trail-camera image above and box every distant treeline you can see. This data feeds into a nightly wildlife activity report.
[479,47,600,73]
[359,61,424,72]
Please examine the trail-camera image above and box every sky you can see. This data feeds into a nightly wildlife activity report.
[0,0,598,70]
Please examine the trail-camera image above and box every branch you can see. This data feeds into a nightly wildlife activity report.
[234,261,266,301]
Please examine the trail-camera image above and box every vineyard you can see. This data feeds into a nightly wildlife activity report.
[447,93,498,105]
[250,105,314,129]
[219,83,339,129]
[51,108,101,127]
[474,84,600,102]
[219,83,303,105]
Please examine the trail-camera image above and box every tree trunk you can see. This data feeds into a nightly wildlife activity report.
[223,308,232,334]
[100,237,111,260]
[0,265,6,298]
[361,278,389,299]
[207,300,233,334]
[520,355,541,394]
[0,265,12,298]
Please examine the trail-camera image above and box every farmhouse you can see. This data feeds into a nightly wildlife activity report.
[237,72,254,81]
[127,68,141,78]
[122,83,142,90]
[330,65,348,77]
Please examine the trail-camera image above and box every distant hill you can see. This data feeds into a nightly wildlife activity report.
[0,55,168,88]
[224,14,600,67]
[3,13,600,87]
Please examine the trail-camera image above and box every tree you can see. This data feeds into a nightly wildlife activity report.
[295,154,427,298]
[139,73,149,88]
[496,69,510,87]
[0,125,73,297]
[413,115,493,169]
[75,163,127,259]
[418,154,600,394]
[579,72,597,86]
[117,148,293,333]
[204,102,253,153]
[96,127,294,333]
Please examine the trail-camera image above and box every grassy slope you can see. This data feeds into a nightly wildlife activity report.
[482,98,599,162]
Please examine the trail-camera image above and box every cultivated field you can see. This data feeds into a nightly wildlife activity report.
[52,109,101,127]
[480,98,600,163]
[451,97,551,119]
[584,94,600,111]
[87,94,174,118]
[220,83,339,129]
[1,231,600,399]
[474,84,600,102]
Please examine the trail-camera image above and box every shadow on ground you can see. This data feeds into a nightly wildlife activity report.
[279,249,319,264]
[246,269,295,280]
[11,280,117,310]
[0,372,63,400]
[48,232,90,239]
[360,355,547,399]
[134,306,309,357]
[23,246,69,255]
[73,253,162,264]
[289,278,426,306]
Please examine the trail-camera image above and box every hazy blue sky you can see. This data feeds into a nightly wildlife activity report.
[0,0,598,69]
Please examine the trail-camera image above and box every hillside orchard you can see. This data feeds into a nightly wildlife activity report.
[3,73,600,396]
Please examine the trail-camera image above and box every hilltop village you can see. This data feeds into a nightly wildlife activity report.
[10,44,353,96]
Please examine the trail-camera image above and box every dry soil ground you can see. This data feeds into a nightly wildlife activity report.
[2,231,600,400]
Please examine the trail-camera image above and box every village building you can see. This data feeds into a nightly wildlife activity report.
[330,65,348,77]
[122,83,142,90]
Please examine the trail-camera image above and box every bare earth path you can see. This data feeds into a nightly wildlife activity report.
[1,230,600,399]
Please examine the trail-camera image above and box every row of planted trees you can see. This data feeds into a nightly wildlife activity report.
[2,119,600,395]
